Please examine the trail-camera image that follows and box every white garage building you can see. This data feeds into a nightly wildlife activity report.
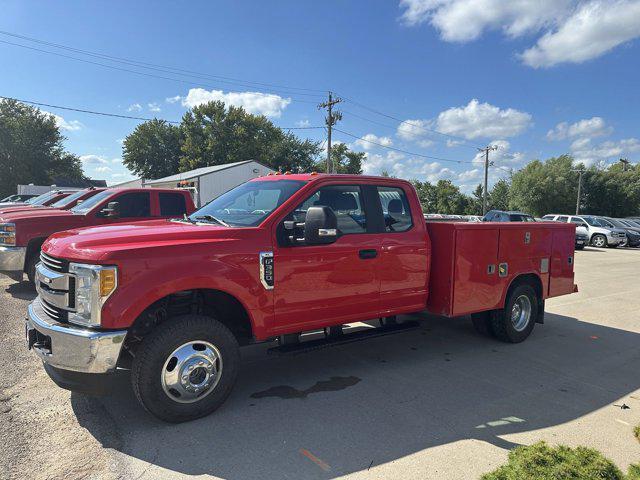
[144,160,274,207]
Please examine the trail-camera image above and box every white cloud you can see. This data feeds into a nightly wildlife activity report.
[80,154,109,166]
[363,150,456,182]
[397,119,432,141]
[355,133,393,150]
[148,102,161,112]
[417,139,435,148]
[436,99,532,140]
[295,119,311,127]
[111,158,123,164]
[165,96,182,104]
[521,1,640,68]
[571,137,640,166]
[95,166,112,173]
[547,116,612,141]
[127,103,142,112]
[471,139,526,167]
[180,88,291,118]
[399,0,640,67]
[458,168,482,182]
[41,110,82,131]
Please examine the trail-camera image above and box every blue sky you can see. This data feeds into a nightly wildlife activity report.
[2,0,639,190]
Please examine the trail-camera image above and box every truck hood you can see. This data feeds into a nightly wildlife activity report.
[43,219,234,262]
[0,205,47,215]
[0,208,73,223]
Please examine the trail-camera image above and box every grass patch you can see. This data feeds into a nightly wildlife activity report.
[634,425,640,443]
[481,441,640,480]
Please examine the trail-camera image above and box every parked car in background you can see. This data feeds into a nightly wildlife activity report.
[0,188,196,283]
[483,210,536,222]
[621,219,640,229]
[0,194,39,203]
[0,190,76,213]
[601,217,640,247]
[542,214,626,248]
[0,188,105,215]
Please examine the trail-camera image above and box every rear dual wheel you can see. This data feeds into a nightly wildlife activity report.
[472,284,538,343]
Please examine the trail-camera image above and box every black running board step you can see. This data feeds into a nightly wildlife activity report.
[268,321,420,356]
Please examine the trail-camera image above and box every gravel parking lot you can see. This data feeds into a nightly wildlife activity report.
[2,246,640,480]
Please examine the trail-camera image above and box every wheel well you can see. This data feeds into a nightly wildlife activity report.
[507,273,542,300]
[25,237,46,270]
[123,289,254,363]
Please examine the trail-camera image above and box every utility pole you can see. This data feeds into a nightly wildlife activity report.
[318,92,342,173]
[571,168,585,215]
[478,145,498,215]
[620,158,630,172]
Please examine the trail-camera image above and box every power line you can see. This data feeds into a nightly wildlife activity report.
[333,127,473,164]
[336,94,483,149]
[0,39,321,104]
[0,95,326,130]
[0,30,327,95]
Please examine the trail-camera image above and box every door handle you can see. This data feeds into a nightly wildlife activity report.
[359,249,378,260]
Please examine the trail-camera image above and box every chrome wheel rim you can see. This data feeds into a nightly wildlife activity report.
[593,236,605,247]
[510,295,532,332]
[161,340,223,404]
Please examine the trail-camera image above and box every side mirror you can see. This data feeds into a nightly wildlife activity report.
[100,201,120,218]
[283,206,339,245]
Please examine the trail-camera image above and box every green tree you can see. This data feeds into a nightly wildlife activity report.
[0,99,85,198]
[122,119,182,180]
[509,155,578,216]
[179,101,320,173]
[490,178,510,211]
[432,179,470,214]
[582,163,640,217]
[317,143,364,174]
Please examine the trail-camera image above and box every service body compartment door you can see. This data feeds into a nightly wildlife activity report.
[452,228,501,316]
[549,228,576,297]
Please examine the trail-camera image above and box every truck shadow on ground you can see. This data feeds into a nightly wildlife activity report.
[72,312,640,479]
[5,281,37,301]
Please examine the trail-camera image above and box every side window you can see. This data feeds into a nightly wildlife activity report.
[159,193,187,217]
[542,215,554,220]
[292,185,366,234]
[570,217,583,224]
[114,192,151,218]
[377,186,412,232]
[557,216,569,222]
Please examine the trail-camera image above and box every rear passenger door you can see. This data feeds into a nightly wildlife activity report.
[375,185,429,314]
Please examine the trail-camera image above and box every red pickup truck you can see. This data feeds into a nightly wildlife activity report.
[0,189,76,214]
[25,174,577,422]
[0,188,195,283]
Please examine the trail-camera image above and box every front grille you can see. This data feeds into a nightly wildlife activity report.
[40,298,69,322]
[40,252,69,273]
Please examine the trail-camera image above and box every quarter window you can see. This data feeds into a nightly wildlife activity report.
[292,185,366,234]
[377,186,412,232]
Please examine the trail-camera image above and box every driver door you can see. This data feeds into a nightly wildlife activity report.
[93,191,153,225]
[272,184,382,334]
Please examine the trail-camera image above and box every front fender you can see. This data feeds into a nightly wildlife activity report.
[100,253,273,338]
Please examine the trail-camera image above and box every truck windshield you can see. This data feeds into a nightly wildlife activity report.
[189,180,306,227]
[50,190,89,208]
[26,191,58,205]
[70,190,114,214]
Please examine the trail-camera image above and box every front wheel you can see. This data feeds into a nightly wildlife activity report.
[26,254,39,285]
[490,284,538,343]
[575,244,585,250]
[131,314,240,423]
[591,234,607,248]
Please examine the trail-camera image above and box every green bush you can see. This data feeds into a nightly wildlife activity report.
[634,425,640,443]
[481,441,624,480]
[628,464,640,480]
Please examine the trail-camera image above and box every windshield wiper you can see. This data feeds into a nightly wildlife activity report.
[194,215,230,227]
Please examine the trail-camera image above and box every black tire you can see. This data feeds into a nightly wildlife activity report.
[131,314,240,423]
[575,244,585,250]
[591,234,607,248]
[471,311,493,337]
[26,254,39,285]
[490,284,538,343]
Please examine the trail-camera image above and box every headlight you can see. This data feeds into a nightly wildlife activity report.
[68,263,118,327]
[0,223,16,246]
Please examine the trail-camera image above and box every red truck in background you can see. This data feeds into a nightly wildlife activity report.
[25,174,577,422]
[0,187,104,215]
[0,189,76,214]
[0,188,195,283]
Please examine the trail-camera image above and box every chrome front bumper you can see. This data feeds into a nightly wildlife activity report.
[0,246,26,271]
[26,297,127,374]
